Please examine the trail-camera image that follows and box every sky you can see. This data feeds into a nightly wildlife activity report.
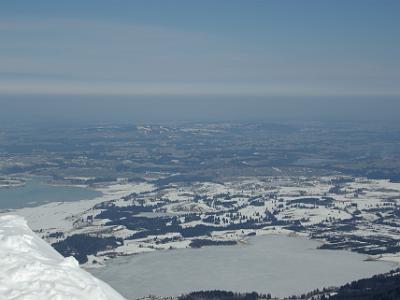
[0,0,399,123]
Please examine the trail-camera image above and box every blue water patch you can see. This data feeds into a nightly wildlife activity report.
[0,177,102,209]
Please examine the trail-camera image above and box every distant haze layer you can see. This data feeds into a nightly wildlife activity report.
[1,96,400,125]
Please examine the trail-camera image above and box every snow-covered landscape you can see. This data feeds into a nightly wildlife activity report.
[2,0,400,298]
[1,120,400,299]
[2,175,400,268]
[2,173,400,299]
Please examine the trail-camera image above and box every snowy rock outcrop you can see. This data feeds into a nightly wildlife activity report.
[0,215,126,300]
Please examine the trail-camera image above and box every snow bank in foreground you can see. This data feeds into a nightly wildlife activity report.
[0,215,126,300]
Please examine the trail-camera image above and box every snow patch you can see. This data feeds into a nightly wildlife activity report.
[0,215,126,300]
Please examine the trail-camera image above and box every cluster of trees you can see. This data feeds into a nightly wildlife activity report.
[123,218,271,241]
[47,231,64,239]
[95,203,159,220]
[97,202,289,241]
[179,290,271,300]
[154,175,214,185]
[317,231,400,256]
[52,234,123,263]
[189,239,237,248]
[289,197,334,207]
[326,269,400,300]
[202,215,231,225]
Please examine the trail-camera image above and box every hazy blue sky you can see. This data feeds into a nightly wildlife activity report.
[0,1,399,124]
[1,0,399,98]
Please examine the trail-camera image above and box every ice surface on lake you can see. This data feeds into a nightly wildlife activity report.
[91,234,395,299]
[0,177,101,209]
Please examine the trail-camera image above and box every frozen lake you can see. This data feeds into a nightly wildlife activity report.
[0,177,101,209]
[89,234,395,299]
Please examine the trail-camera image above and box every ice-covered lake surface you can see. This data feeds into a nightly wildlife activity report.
[90,234,395,300]
[0,177,101,209]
